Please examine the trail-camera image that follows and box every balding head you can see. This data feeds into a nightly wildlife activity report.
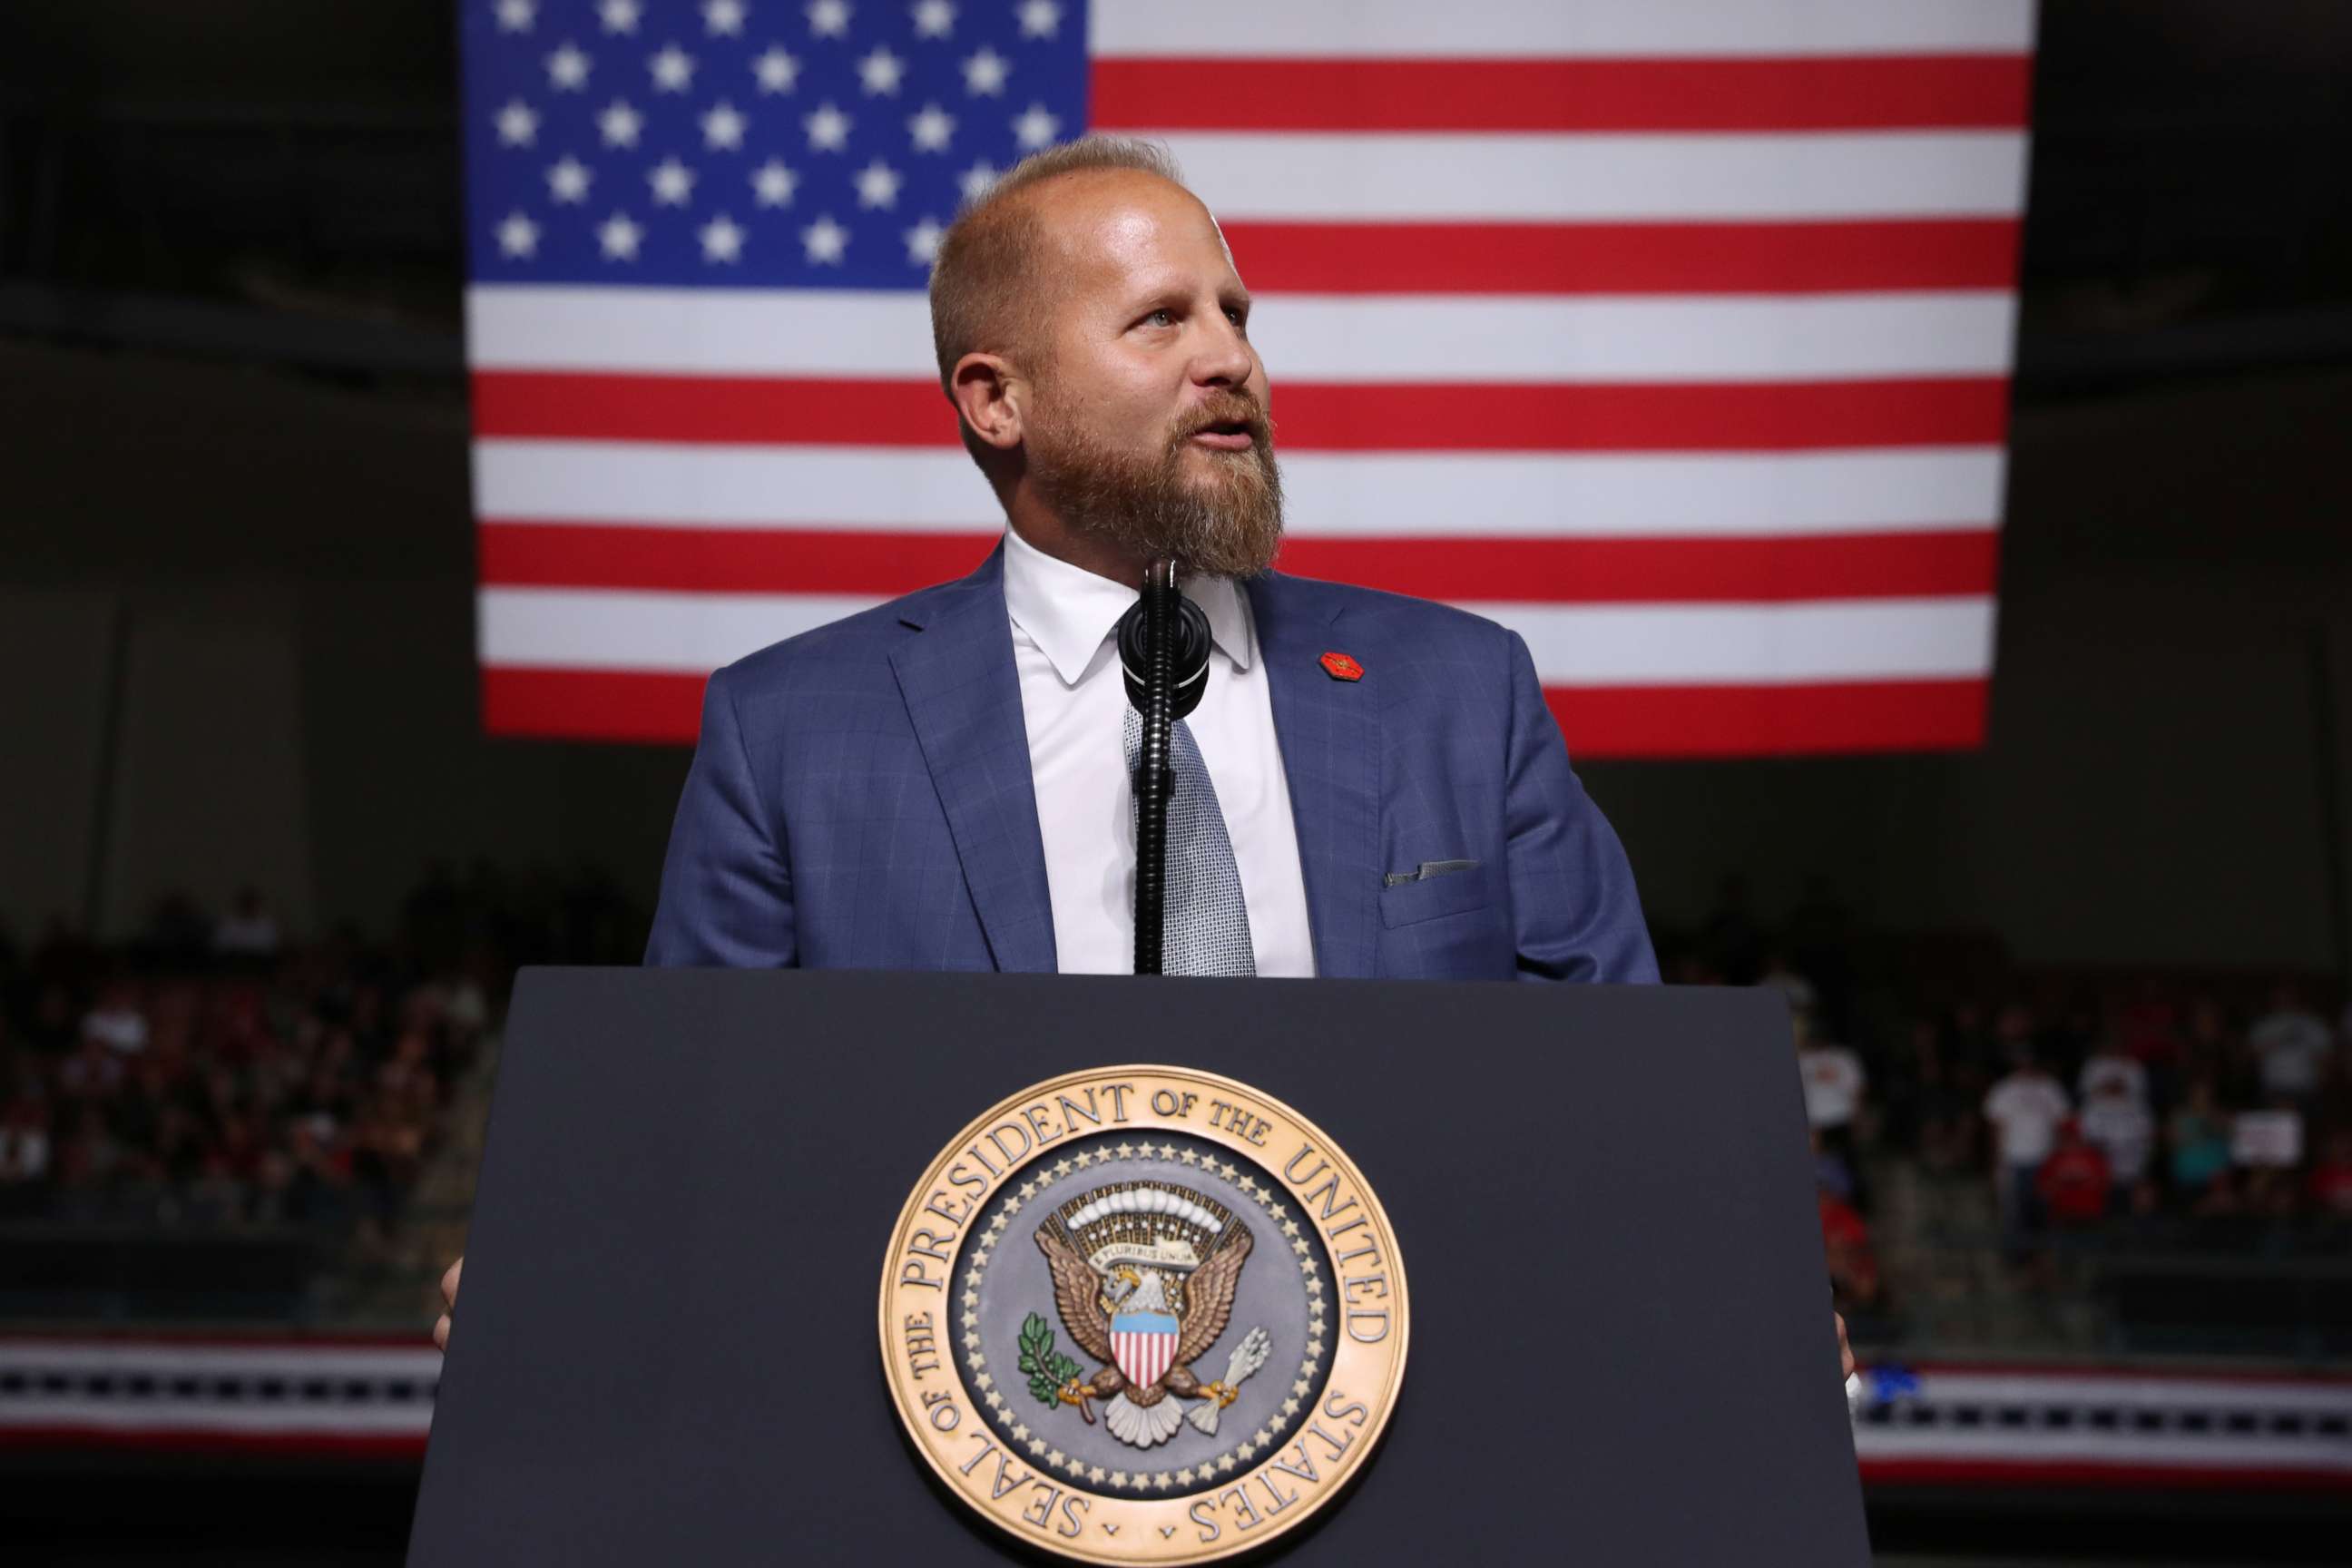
[928,136,1190,398]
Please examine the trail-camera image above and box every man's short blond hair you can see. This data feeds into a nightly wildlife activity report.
[927,135,1183,407]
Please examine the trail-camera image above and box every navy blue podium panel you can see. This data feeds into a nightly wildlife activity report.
[411,969,1867,1565]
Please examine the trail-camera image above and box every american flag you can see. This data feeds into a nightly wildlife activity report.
[461,0,2033,757]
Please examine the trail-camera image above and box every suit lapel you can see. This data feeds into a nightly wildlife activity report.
[889,546,1058,974]
[1250,573,1382,979]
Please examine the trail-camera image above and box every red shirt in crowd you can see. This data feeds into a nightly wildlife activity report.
[2038,1137,2112,1222]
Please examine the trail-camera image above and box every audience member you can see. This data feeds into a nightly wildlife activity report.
[212,887,283,957]
[2078,1068,2157,1213]
[2249,983,2335,1108]
[2166,1078,2235,1207]
[1796,1008,1867,1206]
[1984,1051,2072,1263]
[2036,1119,2112,1226]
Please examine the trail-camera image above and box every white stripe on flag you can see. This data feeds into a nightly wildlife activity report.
[477,587,1996,684]
[1089,0,2039,58]
[472,442,2007,535]
[466,287,2019,382]
[1153,132,2030,221]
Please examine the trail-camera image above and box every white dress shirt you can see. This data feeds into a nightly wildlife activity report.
[1000,525,1316,976]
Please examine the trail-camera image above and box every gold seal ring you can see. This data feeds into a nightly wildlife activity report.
[879,1065,1408,1563]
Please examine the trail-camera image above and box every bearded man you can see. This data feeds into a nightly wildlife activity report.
[443,142,1880,1377]
[639,136,1656,985]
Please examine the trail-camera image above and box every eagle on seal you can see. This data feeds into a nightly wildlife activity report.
[1034,1218,1258,1448]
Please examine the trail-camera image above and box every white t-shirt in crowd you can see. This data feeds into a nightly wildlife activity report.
[2080,1095,2155,1182]
[1798,1045,1866,1129]
[2249,1008,2334,1098]
[83,1004,149,1055]
[1984,1072,2072,1167]
[2077,1052,2149,1107]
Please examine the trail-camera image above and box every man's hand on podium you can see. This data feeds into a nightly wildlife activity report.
[435,1256,462,1350]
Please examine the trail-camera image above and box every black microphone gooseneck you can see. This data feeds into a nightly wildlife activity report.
[1116,559,1212,975]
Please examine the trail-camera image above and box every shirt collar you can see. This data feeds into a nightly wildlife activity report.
[1000,525,1255,688]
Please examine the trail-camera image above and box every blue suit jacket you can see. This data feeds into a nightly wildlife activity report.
[645,546,1657,983]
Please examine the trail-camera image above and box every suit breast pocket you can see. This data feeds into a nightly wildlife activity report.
[1378,859,1495,929]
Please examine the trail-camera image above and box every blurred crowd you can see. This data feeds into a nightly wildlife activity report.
[1657,878,2352,1317]
[0,864,642,1246]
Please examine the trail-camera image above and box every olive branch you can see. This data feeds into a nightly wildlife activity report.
[1018,1311,1083,1405]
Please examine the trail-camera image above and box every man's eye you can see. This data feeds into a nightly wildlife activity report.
[1148,308,1174,327]
[1224,307,1247,328]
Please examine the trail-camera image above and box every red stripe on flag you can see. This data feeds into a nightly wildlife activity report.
[478,524,999,595]
[481,667,1988,756]
[470,373,2009,452]
[477,523,2000,603]
[1274,531,2001,603]
[1547,679,1987,757]
[471,372,957,447]
[1089,54,2032,132]
[1275,378,2009,451]
[482,666,708,742]
[1220,219,2024,294]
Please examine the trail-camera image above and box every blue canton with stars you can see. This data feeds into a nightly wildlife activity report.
[460,0,1090,289]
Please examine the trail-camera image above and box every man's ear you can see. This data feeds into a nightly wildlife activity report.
[949,352,1022,452]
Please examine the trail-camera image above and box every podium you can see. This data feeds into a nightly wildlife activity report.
[409,969,1867,1564]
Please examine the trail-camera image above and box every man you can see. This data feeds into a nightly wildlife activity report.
[440,137,1847,1371]
[639,136,1652,982]
[1983,1049,2072,1267]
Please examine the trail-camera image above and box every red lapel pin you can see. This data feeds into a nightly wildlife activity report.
[1319,651,1363,682]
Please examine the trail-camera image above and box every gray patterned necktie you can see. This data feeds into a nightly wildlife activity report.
[1123,708,1256,976]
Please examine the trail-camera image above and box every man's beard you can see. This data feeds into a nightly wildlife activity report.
[1025,392,1284,578]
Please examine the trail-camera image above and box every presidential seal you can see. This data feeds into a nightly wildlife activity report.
[880,1066,1407,1563]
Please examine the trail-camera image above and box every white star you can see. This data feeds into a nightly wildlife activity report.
[598,211,642,259]
[803,102,851,152]
[699,212,746,262]
[904,216,944,263]
[912,0,956,38]
[1016,0,1061,40]
[752,45,799,93]
[701,0,748,35]
[545,42,591,91]
[805,0,851,38]
[801,213,848,263]
[495,99,540,148]
[495,211,539,258]
[906,102,955,152]
[701,101,748,150]
[1011,102,1060,152]
[857,46,905,96]
[751,158,799,206]
[596,0,641,34]
[545,155,593,202]
[960,46,1008,97]
[648,156,696,205]
[596,99,642,147]
[957,160,1000,203]
[494,0,535,34]
[649,44,696,92]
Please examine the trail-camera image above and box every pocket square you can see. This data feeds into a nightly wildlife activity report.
[1382,858,1480,887]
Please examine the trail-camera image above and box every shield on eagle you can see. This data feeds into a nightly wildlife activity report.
[1110,1308,1179,1389]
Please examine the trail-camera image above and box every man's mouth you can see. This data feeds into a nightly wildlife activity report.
[1187,418,1256,452]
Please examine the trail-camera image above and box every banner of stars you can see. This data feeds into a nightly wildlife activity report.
[462,0,1089,289]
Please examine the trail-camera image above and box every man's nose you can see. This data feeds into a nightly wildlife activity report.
[1190,316,1256,390]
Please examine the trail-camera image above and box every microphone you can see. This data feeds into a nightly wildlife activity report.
[1115,568,1213,722]
[1117,562,1211,975]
